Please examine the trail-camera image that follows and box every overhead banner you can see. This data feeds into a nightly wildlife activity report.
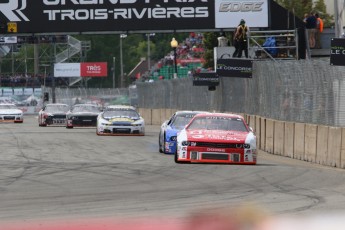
[330,38,345,66]
[193,72,219,86]
[0,1,214,34]
[216,58,253,78]
[0,1,269,34]
[54,62,107,77]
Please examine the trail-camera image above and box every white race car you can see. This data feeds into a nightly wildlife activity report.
[96,105,145,136]
[38,103,70,126]
[0,104,24,123]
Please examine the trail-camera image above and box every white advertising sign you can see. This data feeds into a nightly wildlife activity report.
[13,88,23,95]
[215,0,269,28]
[24,88,34,96]
[0,36,17,44]
[54,63,80,77]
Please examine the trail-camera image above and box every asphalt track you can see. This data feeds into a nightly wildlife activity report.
[1,116,345,228]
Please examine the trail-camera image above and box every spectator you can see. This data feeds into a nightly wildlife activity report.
[234,19,249,58]
[305,12,317,49]
[315,13,324,49]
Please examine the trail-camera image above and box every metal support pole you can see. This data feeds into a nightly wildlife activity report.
[113,56,116,88]
[147,34,150,71]
[120,37,123,88]
[173,47,178,79]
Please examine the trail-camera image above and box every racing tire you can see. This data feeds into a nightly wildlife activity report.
[174,151,189,164]
[66,126,73,129]
[39,123,47,127]
[159,133,165,153]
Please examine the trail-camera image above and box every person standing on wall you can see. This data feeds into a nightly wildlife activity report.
[234,19,249,58]
[315,13,323,49]
[305,12,317,49]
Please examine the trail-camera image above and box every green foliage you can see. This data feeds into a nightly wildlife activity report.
[202,32,218,69]
[313,0,334,27]
[274,0,333,27]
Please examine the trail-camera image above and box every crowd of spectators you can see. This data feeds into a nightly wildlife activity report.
[0,73,69,87]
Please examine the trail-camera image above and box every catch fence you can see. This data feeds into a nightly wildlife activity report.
[137,59,345,127]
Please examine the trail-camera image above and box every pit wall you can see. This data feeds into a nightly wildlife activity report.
[138,108,345,169]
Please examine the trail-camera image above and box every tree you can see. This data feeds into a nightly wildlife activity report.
[274,0,333,27]
[313,0,334,27]
[202,32,218,69]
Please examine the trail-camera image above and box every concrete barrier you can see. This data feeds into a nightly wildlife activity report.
[304,124,317,163]
[341,128,345,169]
[316,125,329,165]
[138,108,152,125]
[260,118,266,151]
[273,120,284,155]
[294,123,305,160]
[284,122,294,158]
[248,115,256,131]
[327,127,341,167]
[265,119,274,153]
[255,116,261,150]
[151,109,161,125]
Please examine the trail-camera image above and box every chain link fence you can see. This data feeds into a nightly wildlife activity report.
[137,59,345,127]
[47,87,135,107]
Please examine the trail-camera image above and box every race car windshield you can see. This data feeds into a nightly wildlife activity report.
[171,115,195,129]
[0,104,17,110]
[103,110,139,119]
[45,105,69,113]
[188,117,248,132]
[72,105,100,113]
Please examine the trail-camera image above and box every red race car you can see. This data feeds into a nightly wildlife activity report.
[175,113,257,164]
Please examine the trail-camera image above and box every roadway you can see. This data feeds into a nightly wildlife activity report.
[1,115,345,228]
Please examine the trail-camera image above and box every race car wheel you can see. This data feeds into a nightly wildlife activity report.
[174,151,189,164]
[39,123,47,127]
[66,126,73,129]
[159,135,164,153]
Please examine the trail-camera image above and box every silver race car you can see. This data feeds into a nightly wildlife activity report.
[96,105,145,136]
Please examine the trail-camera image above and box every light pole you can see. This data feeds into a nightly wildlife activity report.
[120,34,127,88]
[170,37,178,79]
[40,64,50,98]
[146,33,155,71]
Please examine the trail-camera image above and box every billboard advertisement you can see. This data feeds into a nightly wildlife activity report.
[216,58,253,78]
[54,62,107,77]
[0,0,269,34]
[0,36,17,44]
[215,0,269,28]
[330,38,345,66]
[0,0,214,34]
[193,72,219,86]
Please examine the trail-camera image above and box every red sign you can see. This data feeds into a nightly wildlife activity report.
[80,62,107,77]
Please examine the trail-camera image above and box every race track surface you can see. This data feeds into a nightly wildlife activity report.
[1,116,345,229]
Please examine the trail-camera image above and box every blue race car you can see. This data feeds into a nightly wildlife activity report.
[158,110,208,154]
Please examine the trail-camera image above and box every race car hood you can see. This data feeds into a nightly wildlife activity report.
[69,112,99,116]
[108,117,138,123]
[0,109,23,115]
[184,129,249,143]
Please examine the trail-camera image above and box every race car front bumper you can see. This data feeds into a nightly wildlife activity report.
[0,115,23,123]
[97,124,145,136]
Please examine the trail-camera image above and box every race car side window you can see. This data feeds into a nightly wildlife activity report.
[167,113,176,126]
